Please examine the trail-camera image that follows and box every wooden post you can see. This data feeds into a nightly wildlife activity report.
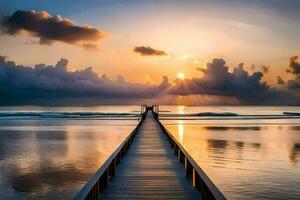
[94,181,99,200]
[171,140,174,149]
[185,157,192,177]
[193,169,201,191]
[99,169,108,191]
[192,169,196,187]
[180,150,185,163]
[118,152,121,162]
[121,146,125,157]
[125,141,129,153]
[108,159,116,179]
[116,152,121,164]
[185,157,188,176]
[175,144,178,155]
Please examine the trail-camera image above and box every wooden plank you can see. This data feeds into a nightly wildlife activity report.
[159,121,227,200]
[101,113,201,199]
[73,116,144,200]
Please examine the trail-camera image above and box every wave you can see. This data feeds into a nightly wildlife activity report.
[284,112,300,116]
[192,112,237,116]
[1,111,300,120]
[0,112,140,119]
[160,116,300,120]
[160,112,237,117]
[160,112,300,120]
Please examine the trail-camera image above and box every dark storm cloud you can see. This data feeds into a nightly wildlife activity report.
[0,56,170,105]
[1,10,106,47]
[169,58,269,98]
[133,46,167,56]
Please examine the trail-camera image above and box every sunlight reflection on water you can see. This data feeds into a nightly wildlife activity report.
[1,105,299,199]
[163,118,300,200]
[0,119,138,199]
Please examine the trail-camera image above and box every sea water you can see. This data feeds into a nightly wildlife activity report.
[161,106,300,200]
[0,105,299,199]
[0,106,139,199]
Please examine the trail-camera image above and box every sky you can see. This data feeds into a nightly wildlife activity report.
[0,0,300,105]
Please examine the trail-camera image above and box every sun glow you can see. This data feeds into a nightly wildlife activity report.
[177,72,185,80]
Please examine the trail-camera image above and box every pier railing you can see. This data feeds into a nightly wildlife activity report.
[152,105,159,119]
[73,109,146,200]
[141,105,147,120]
[73,105,225,200]
[157,120,227,200]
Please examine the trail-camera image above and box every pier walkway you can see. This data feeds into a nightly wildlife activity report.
[74,106,226,200]
[100,112,200,199]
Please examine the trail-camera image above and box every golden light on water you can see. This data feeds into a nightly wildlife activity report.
[177,105,185,114]
[178,120,184,143]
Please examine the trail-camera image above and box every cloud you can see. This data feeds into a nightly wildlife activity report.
[81,43,99,51]
[1,55,299,105]
[1,10,107,49]
[168,58,300,104]
[261,65,270,73]
[286,56,300,89]
[251,64,270,73]
[0,56,170,105]
[169,58,269,100]
[224,19,256,29]
[277,76,285,85]
[287,77,300,89]
[287,56,300,75]
[133,46,167,56]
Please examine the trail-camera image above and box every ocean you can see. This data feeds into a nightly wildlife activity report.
[0,105,299,199]
[160,106,300,200]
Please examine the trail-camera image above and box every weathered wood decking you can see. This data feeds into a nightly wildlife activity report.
[100,112,201,199]
[74,106,226,200]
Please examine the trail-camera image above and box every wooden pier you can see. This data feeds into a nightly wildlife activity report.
[74,106,226,200]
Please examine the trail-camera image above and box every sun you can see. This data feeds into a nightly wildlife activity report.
[177,72,185,80]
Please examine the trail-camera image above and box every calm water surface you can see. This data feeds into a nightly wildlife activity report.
[161,106,300,200]
[0,105,299,200]
[0,106,139,200]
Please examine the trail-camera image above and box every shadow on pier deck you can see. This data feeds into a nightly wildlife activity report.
[74,106,226,200]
